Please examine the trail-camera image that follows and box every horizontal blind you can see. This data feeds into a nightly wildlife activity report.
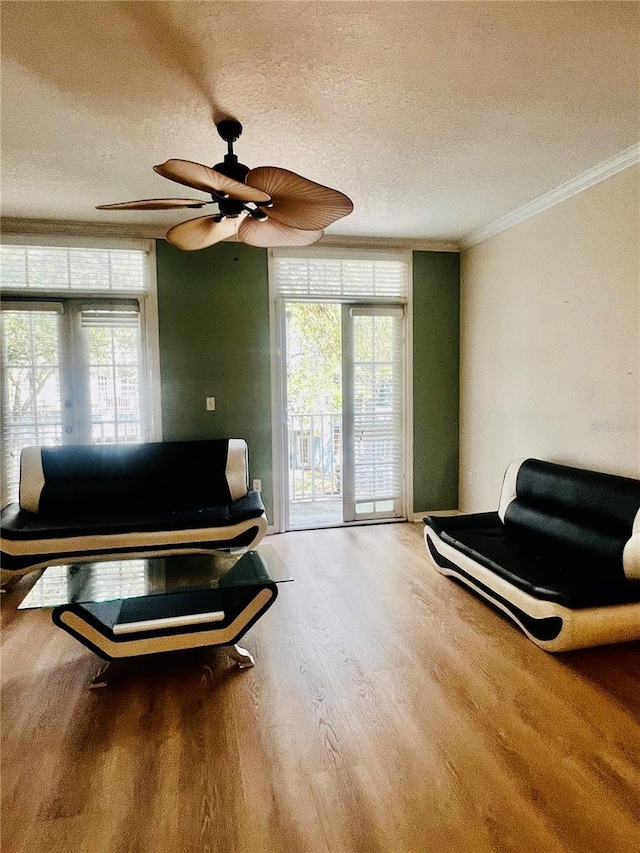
[274,252,408,302]
[78,303,144,446]
[0,245,147,292]
[1,300,64,314]
[80,303,140,328]
[352,312,404,504]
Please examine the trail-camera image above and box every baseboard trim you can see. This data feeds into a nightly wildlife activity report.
[412,509,460,523]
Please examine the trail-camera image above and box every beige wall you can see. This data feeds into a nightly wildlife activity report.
[460,164,640,511]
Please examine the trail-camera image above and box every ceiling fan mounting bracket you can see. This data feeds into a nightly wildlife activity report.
[216,119,243,144]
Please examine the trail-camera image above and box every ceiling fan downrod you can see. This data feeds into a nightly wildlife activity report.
[214,119,249,184]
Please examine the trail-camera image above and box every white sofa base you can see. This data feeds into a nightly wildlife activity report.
[0,514,268,578]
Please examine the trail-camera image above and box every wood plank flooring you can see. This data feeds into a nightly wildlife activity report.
[2,523,639,853]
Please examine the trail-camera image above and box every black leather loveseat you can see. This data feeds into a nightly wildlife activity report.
[0,439,267,576]
[424,458,640,651]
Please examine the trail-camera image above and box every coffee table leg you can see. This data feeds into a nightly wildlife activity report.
[89,661,113,689]
[221,643,255,669]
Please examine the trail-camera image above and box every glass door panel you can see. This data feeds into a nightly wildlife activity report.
[285,302,343,528]
[342,305,405,522]
[282,300,405,529]
[81,308,144,444]
[1,306,65,503]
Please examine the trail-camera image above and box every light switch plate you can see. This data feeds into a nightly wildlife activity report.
[206,397,216,411]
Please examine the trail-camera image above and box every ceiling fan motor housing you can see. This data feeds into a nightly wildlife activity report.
[217,193,247,217]
[213,154,250,184]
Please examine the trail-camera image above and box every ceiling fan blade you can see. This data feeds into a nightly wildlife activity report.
[96,198,209,210]
[238,217,323,248]
[154,159,270,203]
[165,214,244,251]
[245,167,353,230]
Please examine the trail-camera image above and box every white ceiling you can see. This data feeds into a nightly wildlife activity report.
[1,1,638,245]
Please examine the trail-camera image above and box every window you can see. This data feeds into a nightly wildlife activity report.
[273,247,409,302]
[1,244,146,291]
[1,238,160,505]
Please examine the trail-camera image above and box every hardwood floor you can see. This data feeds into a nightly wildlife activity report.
[2,523,639,853]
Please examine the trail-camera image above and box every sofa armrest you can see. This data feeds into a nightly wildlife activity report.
[424,512,501,537]
[229,490,265,519]
[0,503,33,534]
[623,533,640,581]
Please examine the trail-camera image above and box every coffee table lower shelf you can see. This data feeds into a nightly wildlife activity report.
[52,582,278,675]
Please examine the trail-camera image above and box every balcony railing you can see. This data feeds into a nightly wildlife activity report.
[289,413,342,503]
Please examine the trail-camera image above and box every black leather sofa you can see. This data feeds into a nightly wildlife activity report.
[424,458,640,651]
[0,439,267,576]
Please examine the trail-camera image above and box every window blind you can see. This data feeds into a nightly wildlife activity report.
[347,309,405,512]
[273,251,409,302]
[80,303,140,328]
[0,245,147,292]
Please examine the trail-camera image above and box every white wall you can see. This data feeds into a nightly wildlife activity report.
[460,164,640,511]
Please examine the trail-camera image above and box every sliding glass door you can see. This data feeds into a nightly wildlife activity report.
[272,247,411,531]
[281,300,405,529]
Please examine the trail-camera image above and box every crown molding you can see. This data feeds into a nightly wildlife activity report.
[1,218,459,252]
[315,234,459,253]
[226,233,459,252]
[1,218,167,240]
[460,142,640,250]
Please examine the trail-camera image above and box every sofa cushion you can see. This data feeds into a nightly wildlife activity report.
[501,460,640,573]
[508,459,640,531]
[425,513,639,608]
[20,439,249,515]
[1,490,265,543]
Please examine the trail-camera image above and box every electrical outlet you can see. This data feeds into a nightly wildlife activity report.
[252,479,262,492]
[206,397,216,411]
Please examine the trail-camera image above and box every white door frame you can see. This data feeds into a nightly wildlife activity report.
[268,250,288,533]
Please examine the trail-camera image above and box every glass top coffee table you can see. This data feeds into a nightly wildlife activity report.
[20,546,292,686]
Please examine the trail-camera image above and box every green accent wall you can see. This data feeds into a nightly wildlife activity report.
[412,251,460,510]
[155,242,460,521]
[156,240,274,518]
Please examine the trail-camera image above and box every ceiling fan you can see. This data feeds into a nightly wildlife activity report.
[96,119,354,250]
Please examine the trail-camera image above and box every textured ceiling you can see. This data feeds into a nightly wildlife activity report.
[1,1,638,243]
